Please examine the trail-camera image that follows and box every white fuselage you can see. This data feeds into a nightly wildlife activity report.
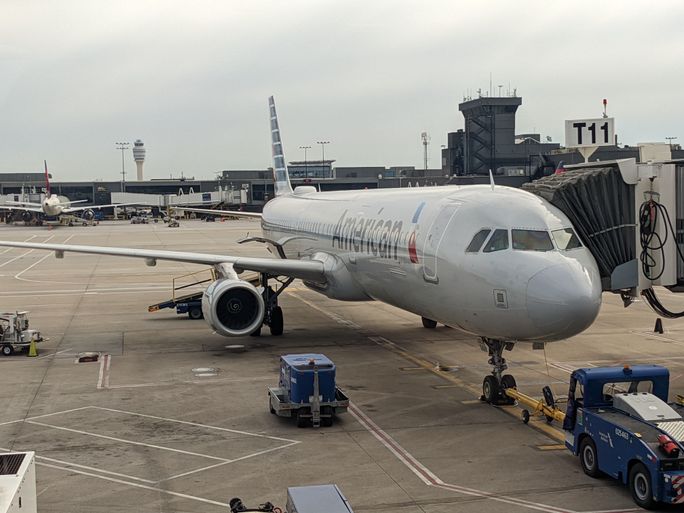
[261,185,602,343]
[42,194,65,216]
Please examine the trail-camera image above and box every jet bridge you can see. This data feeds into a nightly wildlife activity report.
[523,158,684,317]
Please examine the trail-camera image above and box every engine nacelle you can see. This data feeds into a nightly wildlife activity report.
[201,279,265,337]
[21,211,33,222]
[82,209,95,220]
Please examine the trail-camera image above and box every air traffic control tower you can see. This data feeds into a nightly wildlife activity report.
[133,139,146,181]
[459,95,522,175]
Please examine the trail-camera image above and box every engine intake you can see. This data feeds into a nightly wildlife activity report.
[202,279,264,337]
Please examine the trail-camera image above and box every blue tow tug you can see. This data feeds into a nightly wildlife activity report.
[563,365,684,509]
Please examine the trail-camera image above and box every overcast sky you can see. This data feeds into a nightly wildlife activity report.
[1,0,683,180]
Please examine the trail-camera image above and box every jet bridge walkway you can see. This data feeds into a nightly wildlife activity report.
[524,158,684,316]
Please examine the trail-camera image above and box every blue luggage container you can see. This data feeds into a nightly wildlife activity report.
[269,353,348,427]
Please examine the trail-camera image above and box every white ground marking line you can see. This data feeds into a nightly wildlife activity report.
[293,293,635,513]
[0,234,56,268]
[36,461,231,509]
[14,234,75,281]
[0,235,37,254]
[36,348,72,360]
[349,403,576,513]
[90,406,299,444]
[0,406,93,427]
[157,441,300,483]
[0,285,173,298]
[36,455,157,484]
[25,420,232,462]
[96,354,108,390]
[107,376,273,390]
[0,445,156,484]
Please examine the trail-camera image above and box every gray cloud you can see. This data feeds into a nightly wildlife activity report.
[1,0,683,180]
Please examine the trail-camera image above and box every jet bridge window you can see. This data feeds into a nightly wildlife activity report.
[465,229,491,253]
[552,228,583,250]
[483,229,509,253]
[511,229,554,251]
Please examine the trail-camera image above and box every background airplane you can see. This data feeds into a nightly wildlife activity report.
[0,161,131,224]
[0,98,603,405]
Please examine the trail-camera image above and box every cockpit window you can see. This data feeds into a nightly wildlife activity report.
[466,229,491,253]
[552,228,583,250]
[483,229,509,253]
[511,229,554,251]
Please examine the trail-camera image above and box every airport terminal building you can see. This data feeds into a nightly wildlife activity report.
[1,94,681,210]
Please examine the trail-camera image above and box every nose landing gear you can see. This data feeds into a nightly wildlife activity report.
[480,337,517,405]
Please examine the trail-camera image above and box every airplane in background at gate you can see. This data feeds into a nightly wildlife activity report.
[0,161,129,224]
[0,97,603,404]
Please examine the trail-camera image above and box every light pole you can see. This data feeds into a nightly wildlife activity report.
[299,145,311,180]
[317,141,330,177]
[116,141,130,192]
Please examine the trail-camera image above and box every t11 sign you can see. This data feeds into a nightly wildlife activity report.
[565,118,615,148]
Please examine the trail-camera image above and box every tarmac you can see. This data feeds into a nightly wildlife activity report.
[2,219,684,512]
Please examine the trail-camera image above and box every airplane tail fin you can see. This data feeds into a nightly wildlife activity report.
[268,96,293,197]
[44,160,51,196]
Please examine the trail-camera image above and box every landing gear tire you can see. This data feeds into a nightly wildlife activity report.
[269,306,284,336]
[482,375,500,404]
[188,307,203,320]
[629,462,655,510]
[1,345,13,356]
[580,437,601,478]
[421,317,437,329]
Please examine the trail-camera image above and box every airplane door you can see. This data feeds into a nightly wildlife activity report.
[421,202,461,283]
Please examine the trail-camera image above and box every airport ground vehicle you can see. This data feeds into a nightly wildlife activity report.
[149,293,204,319]
[0,312,43,356]
[268,354,349,428]
[562,365,684,509]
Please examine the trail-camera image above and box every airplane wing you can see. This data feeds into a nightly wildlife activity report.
[0,204,43,213]
[172,206,262,219]
[3,200,44,208]
[60,199,89,206]
[0,240,325,282]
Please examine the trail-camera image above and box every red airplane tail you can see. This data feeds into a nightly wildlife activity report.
[44,160,51,195]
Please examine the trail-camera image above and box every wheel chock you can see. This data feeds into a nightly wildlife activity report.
[654,318,664,334]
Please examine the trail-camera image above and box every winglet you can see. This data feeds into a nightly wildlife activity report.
[268,96,293,197]
[44,160,51,196]
[489,169,495,190]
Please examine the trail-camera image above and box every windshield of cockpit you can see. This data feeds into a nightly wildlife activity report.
[465,227,583,253]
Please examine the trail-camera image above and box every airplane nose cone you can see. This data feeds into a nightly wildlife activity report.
[526,262,601,340]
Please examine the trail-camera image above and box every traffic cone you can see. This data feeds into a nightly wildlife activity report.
[654,318,664,334]
[27,338,38,357]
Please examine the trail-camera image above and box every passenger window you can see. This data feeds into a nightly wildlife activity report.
[466,229,491,253]
[483,229,509,253]
[511,229,554,251]
[552,228,582,250]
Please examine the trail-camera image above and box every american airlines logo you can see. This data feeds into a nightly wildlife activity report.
[332,210,403,260]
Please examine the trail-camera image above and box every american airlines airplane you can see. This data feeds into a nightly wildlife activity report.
[0,98,602,405]
[0,161,128,223]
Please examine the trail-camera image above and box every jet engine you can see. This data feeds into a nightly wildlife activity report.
[82,209,95,221]
[21,211,33,222]
[201,279,265,337]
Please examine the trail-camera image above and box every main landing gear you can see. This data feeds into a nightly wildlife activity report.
[251,272,294,337]
[480,337,517,405]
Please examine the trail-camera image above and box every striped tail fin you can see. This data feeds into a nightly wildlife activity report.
[268,96,293,197]
[44,160,51,195]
